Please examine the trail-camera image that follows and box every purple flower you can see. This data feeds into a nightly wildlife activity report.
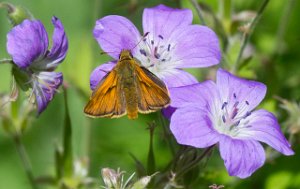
[169,69,294,178]
[7,17,68,114]
[90,4,221,90]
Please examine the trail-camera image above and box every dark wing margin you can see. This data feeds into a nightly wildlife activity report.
[84,70,126,118]
[136,66,171,113]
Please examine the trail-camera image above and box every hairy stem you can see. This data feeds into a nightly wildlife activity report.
[13,135,39,189]
[233,0,270,73]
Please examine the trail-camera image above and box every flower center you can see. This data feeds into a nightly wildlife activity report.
[214,93,252,137]
[137,33,174,72]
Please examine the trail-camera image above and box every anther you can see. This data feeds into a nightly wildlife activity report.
[222,115,226,123]
[167,44,171,51]
[143,32,149,37]
[139,49,147,56]
[151,40,154,45]
[233,120,240,126]
[154,47,160,59]
[233,101,239,107]
[158,35,164,39]
[243,111,251,119]
[221,102,228,110]
[245,101,249,105]
[233,93,237,99]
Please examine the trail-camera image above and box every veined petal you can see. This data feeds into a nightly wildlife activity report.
[170,25,221,68]
[158,69,198,88]
[142,4,192,41]
[169,80,218,108]
[31,17,68,70]
[90,61,116,90]
[7,19,49,68]
[93,15,141,59]
[216,68,266,113]
[32,71,63,114]
[170,107,220,148]
[219,135,265,178]
[46,17,68,67]
[234,109,294,155]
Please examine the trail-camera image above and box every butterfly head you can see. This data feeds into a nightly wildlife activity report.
[119,49,133,61]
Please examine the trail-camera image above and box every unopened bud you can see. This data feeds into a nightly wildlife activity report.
[0,2,34,26]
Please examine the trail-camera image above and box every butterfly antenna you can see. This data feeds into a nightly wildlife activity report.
[99,50,119,55]
[131,32,149,50]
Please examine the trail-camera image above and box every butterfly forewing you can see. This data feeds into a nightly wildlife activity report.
[84,70,126,118]
[135,65,171,113]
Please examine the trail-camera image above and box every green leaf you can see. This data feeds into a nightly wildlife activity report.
[130,153,147,177]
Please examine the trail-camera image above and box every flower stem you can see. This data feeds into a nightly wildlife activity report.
[157,112,175,156]
[232,0,270,73]
[175,145,214,179]
[0,58,13,65]
[274,0,296,55]
[190,0,206,25]
[13,134,39,189]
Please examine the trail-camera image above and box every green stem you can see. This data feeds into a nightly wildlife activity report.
[147,122,156,175]
[232,0,270,73]
[13,134,39,189]
[274,0,296,55]
[0,58,13,65]
[0,2,15,13]
[190,0,206,25]
[157,112,175,156]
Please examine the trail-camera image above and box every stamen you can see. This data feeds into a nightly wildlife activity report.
[245,101,249,105]
[158,35,164,39]
[231,108,238,119]
[139,49,147,56]
[233,101,239,107]
[151,40,154,45]
[167,44,171,51]
[233,120,240,126]
[143,32,149,37]
[233,93,237,99]
[221,102,228,110]
[244,111,251,118]
[154,47,160,59]
[162,59,166,62]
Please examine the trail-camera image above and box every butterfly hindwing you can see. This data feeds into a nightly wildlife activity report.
[84,69,126,118]
[135,65,171,113]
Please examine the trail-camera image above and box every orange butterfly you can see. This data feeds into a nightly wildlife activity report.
[84,49,170,119]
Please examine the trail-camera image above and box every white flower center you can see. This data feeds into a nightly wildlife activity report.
[212,93,252,138]
[136,33,174,74]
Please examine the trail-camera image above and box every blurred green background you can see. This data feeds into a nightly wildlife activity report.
[0,0,300,188]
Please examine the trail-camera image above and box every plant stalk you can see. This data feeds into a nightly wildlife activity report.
[13,134,39,189]
[233,0,270,73]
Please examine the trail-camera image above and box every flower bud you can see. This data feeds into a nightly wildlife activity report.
[0,2,34,26]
